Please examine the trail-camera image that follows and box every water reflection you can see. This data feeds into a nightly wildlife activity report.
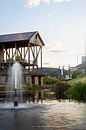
[0,101,86,130]
[44,101,86,129]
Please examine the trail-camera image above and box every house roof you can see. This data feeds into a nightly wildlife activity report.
[25,68,45,76]
[0,31,37,43]
[0,31,45,48]
[77,64,86,69]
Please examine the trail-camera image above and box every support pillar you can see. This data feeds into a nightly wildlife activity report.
[41,47,42,68]
[28,43,30,70]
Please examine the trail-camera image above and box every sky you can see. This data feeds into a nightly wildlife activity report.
[0,0,86,68]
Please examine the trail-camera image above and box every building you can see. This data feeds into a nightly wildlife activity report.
[0,31,45,90]
[82,56,86,64]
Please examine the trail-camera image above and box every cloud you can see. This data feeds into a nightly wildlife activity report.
[50,49,67,53]
[45,41,67,53]
[53,0,71,2]
[26,0,71,8]
[43,62,50,65]
[26,0,40,8]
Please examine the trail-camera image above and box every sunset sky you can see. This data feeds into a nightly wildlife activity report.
[0,0,86,68]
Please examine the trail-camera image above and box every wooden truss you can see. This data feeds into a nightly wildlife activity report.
[1,42,42,69]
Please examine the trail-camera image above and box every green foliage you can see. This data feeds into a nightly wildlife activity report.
[72,70,81,79]
[32,84,38,93]
[58,75,65,81]
[22,84,39,98]
[66,82,86,102]
[43,76,58,85]
[22,84,32,91]
[54,82,70,99]
[43,76,86,102]
[43,91,48,99]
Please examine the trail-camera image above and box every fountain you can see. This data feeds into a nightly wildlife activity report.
[0,61,41,109]
[7,61,23,107]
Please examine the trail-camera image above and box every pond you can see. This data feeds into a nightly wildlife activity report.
[0,100,86,130]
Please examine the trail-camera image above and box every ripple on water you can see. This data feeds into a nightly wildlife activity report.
[0,101,86,130]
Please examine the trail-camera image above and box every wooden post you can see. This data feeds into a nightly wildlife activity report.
[21,47,22,59]
[16,48,18,58]
[24,47,25,61]
[12,48,13,60]
[33,45,35,69]
[41,46,42,68]
[24,47,29,60]
[12,50,16,59]
[36,46,38,67]
[6,49,7,61]
[28,42,30,84]
[9,48,10,60]
[28,43,30,70]
[15,43,17,60]
[17,48,22,59]
[3,44,4,62]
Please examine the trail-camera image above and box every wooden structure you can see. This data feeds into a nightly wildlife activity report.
[0,31,45,84]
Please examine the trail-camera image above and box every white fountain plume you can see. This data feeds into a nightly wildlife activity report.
[7,61,23,103]
[11,62,22,89]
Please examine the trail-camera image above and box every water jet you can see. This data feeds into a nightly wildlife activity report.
[8,61,23,107]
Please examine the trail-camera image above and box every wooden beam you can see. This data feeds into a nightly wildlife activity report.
[9,48,10,59]
[36,46,38,67]
[16,48,18,57]
[24,47,25,60]
[41,47,42,68]
[3,44,4,61]
[33,46,41,66]
[17,48,22,59]
[5,49,10,60]
[28,43,30,70]
[15,43,17,60]
[3,49,6,61]
[12,50,16,59]
[24,47,29,59]
[6,49,7,61]
[12,48,13,60]
[21,47,22,58]
[31,45,36,68]
[31,47,35,58]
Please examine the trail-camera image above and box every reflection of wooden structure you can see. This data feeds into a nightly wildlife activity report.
[0,31,45,84]
[25,68,44,86]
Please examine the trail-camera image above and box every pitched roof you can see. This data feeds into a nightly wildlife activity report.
[25,68,45,76]
[0,31,37,43]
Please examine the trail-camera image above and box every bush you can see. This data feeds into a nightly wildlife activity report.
[22,84,32,91]
[66,82,86,102]
[22,84,38,94]
[43,76,58,85]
